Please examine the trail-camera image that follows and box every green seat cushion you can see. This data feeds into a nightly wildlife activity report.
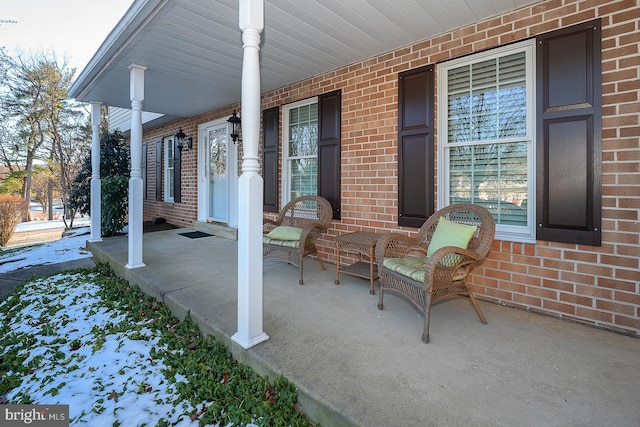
[263,235,300,247]
[383,256,428,282]
[383,256,468,283]
[427,217,477,256]
[266,225,303,241]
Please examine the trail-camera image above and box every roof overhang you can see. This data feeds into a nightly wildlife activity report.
[69,0,537,119]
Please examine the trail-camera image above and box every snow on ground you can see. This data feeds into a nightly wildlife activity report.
[13,216,90,233]
[0,228,215,425]
[0,221,93,274]
[1,272,207,426]
[0,227,265,426]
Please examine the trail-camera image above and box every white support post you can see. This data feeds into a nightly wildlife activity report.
[231,0,269,349]
[126,63,147,269]
[89,101,103,242]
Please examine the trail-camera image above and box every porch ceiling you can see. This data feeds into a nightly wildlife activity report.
[69,0,536,118]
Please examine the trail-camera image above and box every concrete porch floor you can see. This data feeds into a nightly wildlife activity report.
[87,228,640,427]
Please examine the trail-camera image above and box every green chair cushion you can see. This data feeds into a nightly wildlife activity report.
[263,236,300,247]
[383,256,428,282]
[383,256,468,283]
[266,225,303,241]
[427,217,477,256]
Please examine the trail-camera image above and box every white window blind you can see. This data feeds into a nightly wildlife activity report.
[285,101,318,202]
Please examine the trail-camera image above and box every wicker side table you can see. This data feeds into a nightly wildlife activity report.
[335,231,384,294]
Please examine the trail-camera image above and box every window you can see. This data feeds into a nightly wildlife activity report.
[438,40,535,242]
[164,136,175,203]
[266,91,341,218]
[282,97,318,204]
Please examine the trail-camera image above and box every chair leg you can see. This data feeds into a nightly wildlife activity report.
[422,294,432,343]
[316,255,326,271]
[377,285,384,310]
[468,291,488,324]
[299,260,304,285]
[463,278,487,324]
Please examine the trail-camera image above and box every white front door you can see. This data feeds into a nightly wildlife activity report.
[207,124,229,222]
[198,120,237,226]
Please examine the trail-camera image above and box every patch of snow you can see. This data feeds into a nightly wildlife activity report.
[0,226,93,274]
[1,273,217,426]
[0,222,264,426]
[13,217,91,232]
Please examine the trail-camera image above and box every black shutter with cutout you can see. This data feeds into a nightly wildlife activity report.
[398,66,435,228]
[318,90,341,220]
[173,138,181,203]
[155,140,162,200]
[262,106,279,212]
[536,19,601,246]
[142,143,147,199]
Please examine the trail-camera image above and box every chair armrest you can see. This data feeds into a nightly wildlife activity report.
[423,246,484,287]
[298,223,326,245]
[429,246,482,265]
[375,232,418,272]
[263,218,279,234]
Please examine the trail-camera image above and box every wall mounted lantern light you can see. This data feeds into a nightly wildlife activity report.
[227,110,241,144]
[175,128,192,152]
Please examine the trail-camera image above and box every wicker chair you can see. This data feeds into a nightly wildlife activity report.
[376,204,495,343]
[263,195,333,285]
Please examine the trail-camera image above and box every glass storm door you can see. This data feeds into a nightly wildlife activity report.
[206,124,229,223]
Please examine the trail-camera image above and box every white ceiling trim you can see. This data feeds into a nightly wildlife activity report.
[70,0,537,120]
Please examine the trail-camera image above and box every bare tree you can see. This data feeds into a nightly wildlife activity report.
[1,49,85,224]
[52,114,91,227]
[0,48,23,175]
[29,164,57,220]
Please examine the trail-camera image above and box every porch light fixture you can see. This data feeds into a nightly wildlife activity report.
[175,128,192,152]
[228,110,241,143]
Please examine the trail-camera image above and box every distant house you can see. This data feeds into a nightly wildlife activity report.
[70,0,639,339]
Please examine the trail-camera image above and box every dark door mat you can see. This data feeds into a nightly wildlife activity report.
[143,221,179,233]
[178,231,214,239]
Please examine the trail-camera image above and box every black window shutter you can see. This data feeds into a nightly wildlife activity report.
[398,65,435,228]
[318,90,341,220]
[155,140,162,201]
[536,19,602,246]
[142,143,147,200]
[173,139,181,203]
[262,106,279,212]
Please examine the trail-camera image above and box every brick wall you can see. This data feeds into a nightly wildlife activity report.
[142,0,639,336]
[141,106,240,227]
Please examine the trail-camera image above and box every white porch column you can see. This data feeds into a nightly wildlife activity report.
[89,101,102,242]
[231,0,268,349]
[126,63,147,269]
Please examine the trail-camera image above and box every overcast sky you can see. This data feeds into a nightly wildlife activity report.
[1,0,134,74]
